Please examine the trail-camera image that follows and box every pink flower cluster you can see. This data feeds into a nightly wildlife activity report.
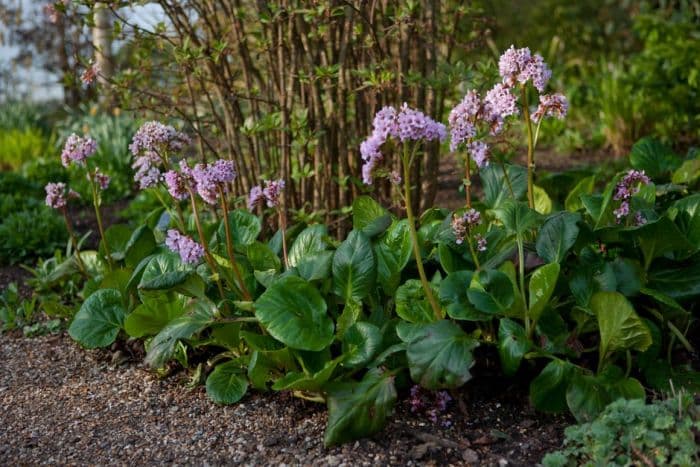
[94,169,110,190]
[448,46,566,168]
[130,121,190,189]
[248,179,285,209]
[532,93,569,122]
[61,133,97,167]
[165,159,236,204]
[498,45,552,92]
[451,208,487,251]
[44,182,79,209]
[360,103,446,185]
[613,169,651,224]
[409,385,453,426]
[165,229,205,265]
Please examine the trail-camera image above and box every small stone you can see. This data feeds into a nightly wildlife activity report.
[462,448,479,464]
[498,458,509,466]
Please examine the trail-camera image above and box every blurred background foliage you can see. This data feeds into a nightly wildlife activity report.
[0,0,697,224]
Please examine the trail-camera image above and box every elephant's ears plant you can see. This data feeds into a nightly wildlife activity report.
[58,45,700,447]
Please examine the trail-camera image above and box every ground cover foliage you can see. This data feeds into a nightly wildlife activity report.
[27,42,698,452]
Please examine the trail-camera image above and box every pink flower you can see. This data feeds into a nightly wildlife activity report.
[262,179,285,208]
[94,169,110,190]
[448,90,480,151]
[164,170,190,200]
[45,183,78,209]
[532,93,569,122]
[165,229,205,265]
[498,45,551,92]
[61,133,97,167]
[248,185,264,210]
[467,141,490,168]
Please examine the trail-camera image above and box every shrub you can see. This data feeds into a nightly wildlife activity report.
[542,394,700,467]
[0,208,67,264]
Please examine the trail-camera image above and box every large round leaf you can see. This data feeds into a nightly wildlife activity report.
[396,279,437,323]
[206,360,249,404]
[254,275,334,351]
[124,293,188,338]
[341,322,382,368]
[439,271,489,321]
[374,220,412,294]
[467,269,515,314]
[287,224,328,268]
[405,320,479,389]
[68,289,125,348]
[324,368,397,447]
[530,359,574,413]
[138,252,204,297]
[217,209,261,250]
[536,212,581,264]
[332,230,376,302]
[352,195,391,237]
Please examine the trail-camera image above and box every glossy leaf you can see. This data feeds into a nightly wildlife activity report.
[564,175,595,212]
[494,200,541,236]
[403,320,479,389]
[145,298,216,368]
[467,269,515,314]
[439,270,489,321]
[536,212,581,263]
[124,293,188,338]
[590,291,652,363]
[68,289,126,349]
[332,230,376,302]
[375,220,412,294]
[217,209,261,249]
[528,262,560,324]
[481,163,527,209]
[630,137,681,179]
[352,195,391,237]
[324,368,397,446]
[498,318,529,376]
[395,279,437,323]
[287,224,328,268]
[254,275,334,351]
[206,360,249,404]
[530,359,575,413]
[138,252,204,297]
[342,322,382,368]
[533,185,552,214]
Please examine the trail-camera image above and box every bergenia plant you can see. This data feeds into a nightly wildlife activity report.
[360,103,446,319]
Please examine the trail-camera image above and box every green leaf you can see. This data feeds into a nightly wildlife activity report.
[493,200,541,236]
[352,195,392,237]
[565,175,595,212]
[630,137,681,179]
[206,360,249,404]
[439,270,489,321]
[467,269,515,315]
[145,298,216,368]
[403,320,479,389]
[124,293,188,338]
[297,250,334,281]
[287,224,328,268]
[101,224,132,261]
[671,158,700,184]
[124,226,156,268]
[395,279,437,323]
[648,260,700,301]
[138,252,204,297]
[342,322,382,368]
[324,368,397,447]
[375,220,412,294]
[528,263,560,324]
[336,299,362,339]
[254,275,334,351]
[246,241,281,272]
[626,216,695,269]
[530,359,574,413]
[498,318,530,376]
[272,356,342,392]
[481,163,527,209]
[670,193,700,249]
[536,212,581,263]
[590,291,652,363]
[217,209,261,249]
[332,230,376,302]
[533,185,552,214]
[565,372,611,423]
[240,330,285,351]
[68,289,126,349]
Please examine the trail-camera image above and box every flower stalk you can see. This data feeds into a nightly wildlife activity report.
[218,186,252,300]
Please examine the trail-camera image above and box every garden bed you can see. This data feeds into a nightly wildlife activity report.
[0,333,569,466]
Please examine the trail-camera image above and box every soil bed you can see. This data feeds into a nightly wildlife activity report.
[0,333,569,466]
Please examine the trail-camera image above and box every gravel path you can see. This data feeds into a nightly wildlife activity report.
[0,333,567,466]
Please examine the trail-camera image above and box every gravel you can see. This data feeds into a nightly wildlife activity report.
[0,333,568,465]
